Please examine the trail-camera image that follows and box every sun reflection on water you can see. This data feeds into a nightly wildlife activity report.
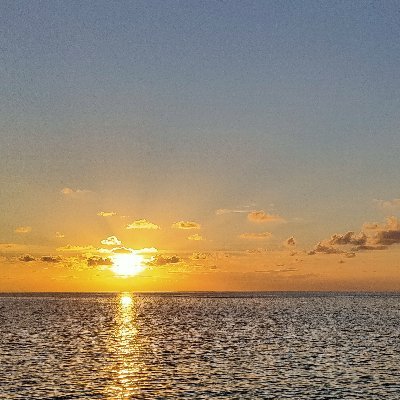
[105,293,147,399]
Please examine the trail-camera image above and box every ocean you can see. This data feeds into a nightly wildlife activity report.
[0,292,399,399]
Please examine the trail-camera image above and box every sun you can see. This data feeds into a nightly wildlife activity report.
[111,253,146,277]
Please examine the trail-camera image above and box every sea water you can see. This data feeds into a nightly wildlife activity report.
[0,292,399,399]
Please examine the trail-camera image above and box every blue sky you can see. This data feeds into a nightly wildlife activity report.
[1,1,400,290]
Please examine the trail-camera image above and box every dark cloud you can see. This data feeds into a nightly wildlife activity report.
[374,230,400,246]
[314,242,344,254]
[152,255,181,266]
[19,254,35,262]
[328,232,367,246]
[87,256,113,266]
[40,256,62,263]
[352,245,388,251]
[286,237,296,246]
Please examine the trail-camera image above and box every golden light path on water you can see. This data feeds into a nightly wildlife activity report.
[105,293,147,399]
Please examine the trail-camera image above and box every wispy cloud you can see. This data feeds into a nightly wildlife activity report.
[97,211,117,217]
[373,198,400,210]
[126,219,160,230]
[56,245,96,252]
[188,234,205,241]
[172,221,201,230]
[216,208,249,215]
[15,226,32,234]
[239,232,272,240]
[61,187,92,198]
[247,211,285,223]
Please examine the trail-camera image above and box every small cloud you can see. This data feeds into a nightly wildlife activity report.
[101,236,122,246]
[126,219,160,230]
[285,236,296,246]
[61,187,92,198]
[239,232,272,240]
[188,234,205,241]
[151,255,181,266]
[40,255,62,263]
[374,198,400,210]
[15,226,32,234]
[86,256,113,267]
[97,211,117,217]
[19,254,35,262]
[55,232,65,238]
[190,252,212,261]
[172,221,201,230]
[247,211,285,223]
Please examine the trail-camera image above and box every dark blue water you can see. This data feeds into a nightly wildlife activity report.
[0,292,399,399]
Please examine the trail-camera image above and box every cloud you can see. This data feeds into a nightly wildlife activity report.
[239,232,272,240]
[188,234,204,241]
[15,226,32,234]
[352,245,388,251]
[40,255,62,263]
[190,252,212,261]
[151,255,181,266]
[61,187,92,198]
[126,219,160,230]
[86,256,113,267]
[374,198,400,210]
[247,211,285,223]
[374,231,400,246]
[55,232,65,238]
[57,245,96,252]
[310,216,400,256]
[328,232,367,246]
[364,217,400,246]
[285,237,296,246]
[97,211,117,217]
[172,221,201,230]
[19,254,35,262]
[101,236,122,246]
[111,247,133,254]
[308,242,345,255]
[216,208,249,215]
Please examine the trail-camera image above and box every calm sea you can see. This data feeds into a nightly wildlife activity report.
[0,292,399,399]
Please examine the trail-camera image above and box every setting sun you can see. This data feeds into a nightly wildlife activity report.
[111,253,146,277]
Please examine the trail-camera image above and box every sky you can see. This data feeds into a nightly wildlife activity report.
[1,1,400,291]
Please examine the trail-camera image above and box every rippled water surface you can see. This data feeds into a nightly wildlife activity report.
[0,292,399,399]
